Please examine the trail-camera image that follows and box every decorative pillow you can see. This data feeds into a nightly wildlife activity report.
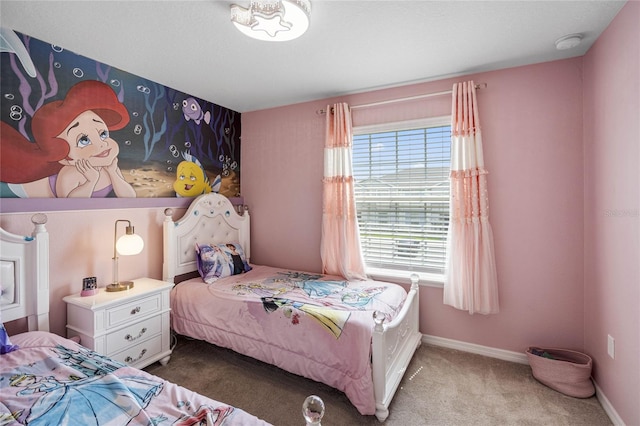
[219,242,252,275]
[196,243,232,284]
[0,323,19,354]
[195,242,251,284]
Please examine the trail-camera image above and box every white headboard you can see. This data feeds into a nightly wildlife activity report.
[163,193,250,283]
[0,213,50,331]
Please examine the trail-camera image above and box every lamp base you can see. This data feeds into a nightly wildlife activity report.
[105,281,135,292]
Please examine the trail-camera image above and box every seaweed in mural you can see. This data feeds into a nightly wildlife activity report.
[0,27,241,199]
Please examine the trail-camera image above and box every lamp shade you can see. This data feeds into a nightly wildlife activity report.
[116,233,144,256]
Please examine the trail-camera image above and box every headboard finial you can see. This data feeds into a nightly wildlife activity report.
[31,213,47,225]
[31,213,48,234]
[164,208,174,217]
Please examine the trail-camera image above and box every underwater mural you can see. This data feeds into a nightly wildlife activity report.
[0,27,241,199]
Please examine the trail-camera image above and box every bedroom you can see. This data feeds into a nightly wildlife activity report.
[0,1,638,425]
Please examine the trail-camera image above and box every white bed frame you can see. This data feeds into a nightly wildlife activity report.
[0,213,50,331]
[163,193,422,422]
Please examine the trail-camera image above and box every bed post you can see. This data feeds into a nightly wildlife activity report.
[240,205,250,262]
[372,274,422,422]
[371,310,389,420]
[163,208,176,283]
[29,213,49,332]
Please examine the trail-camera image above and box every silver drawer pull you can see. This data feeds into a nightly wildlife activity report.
[124,348,147,364]
[130,306,141,315]
[124,327,147,342]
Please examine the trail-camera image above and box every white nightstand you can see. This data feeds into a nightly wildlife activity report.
[64,277,174,369]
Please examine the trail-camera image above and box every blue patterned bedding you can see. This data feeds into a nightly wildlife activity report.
[0,331,268,425]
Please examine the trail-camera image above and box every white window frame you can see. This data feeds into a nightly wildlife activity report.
[353,116,451,287]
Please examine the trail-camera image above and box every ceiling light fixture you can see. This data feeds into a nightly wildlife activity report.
[230,0,311,42]
[555,34,582,50]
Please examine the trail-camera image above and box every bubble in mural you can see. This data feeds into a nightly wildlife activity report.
[51,44,63,52]
[136,85,150,94]
[9,105,23,121]
[72,68,84,78]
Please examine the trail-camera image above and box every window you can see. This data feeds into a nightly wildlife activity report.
[352,117,451,284]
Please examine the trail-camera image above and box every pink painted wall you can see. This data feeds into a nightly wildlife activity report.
[0,207,183,336]
[243,58,586,354]
[583,2,640,424]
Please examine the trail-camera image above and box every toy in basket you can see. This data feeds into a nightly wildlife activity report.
[526,347,595,398]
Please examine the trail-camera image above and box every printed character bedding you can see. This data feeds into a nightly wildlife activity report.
[170,264,408,415]
[0,331,268,426]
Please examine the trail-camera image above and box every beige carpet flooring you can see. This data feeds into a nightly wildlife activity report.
[145,335,612,425]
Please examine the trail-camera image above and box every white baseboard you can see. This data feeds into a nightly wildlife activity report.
[594,382,625,425]
[422,334,529,364]
[422,334,624,425]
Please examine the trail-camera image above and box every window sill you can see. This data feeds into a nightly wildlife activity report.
[365,267,444,288]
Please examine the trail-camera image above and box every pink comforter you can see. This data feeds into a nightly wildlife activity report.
[0,331,268,425]
[171,265,407,415]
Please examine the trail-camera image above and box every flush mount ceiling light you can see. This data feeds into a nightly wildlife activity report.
[555,34,583,50]
[230,0,311,42]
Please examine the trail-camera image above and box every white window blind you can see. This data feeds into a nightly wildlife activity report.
[353,117,451,279]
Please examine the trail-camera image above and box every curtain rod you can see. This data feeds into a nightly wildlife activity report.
[316,83,487,115]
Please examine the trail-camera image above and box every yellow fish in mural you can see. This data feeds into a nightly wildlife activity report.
[172,151,220,197]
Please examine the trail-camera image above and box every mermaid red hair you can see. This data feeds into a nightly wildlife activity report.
[1,80,130,183]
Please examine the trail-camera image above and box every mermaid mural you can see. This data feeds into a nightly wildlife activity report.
[0,27,241,199]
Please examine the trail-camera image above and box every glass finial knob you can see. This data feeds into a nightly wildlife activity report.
[410,273,419,286]
[302,395,325,425]
[373,310,386,326]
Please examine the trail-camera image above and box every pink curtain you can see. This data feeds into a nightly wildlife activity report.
[321,103,367,280]
[443,81,499,314]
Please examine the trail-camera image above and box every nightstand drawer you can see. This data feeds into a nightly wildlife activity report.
[106,315,162,354]
[65,278,173,369]
[109,334,162,366]
[106,293,162,328]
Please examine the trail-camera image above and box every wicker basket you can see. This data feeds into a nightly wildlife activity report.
[526,347,595,398]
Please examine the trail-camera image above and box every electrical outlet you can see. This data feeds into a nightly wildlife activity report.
[607,334,615,359]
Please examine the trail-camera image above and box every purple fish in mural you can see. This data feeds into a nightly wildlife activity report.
[182,97,211,125]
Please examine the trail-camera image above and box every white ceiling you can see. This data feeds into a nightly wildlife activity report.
[0,0,627,113]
